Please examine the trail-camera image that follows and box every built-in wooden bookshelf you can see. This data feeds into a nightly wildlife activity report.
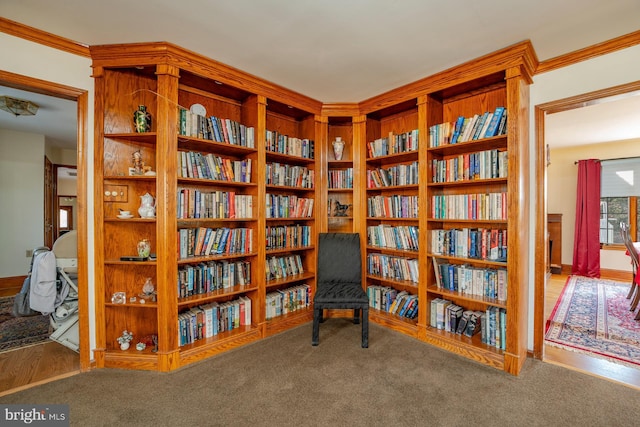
[91,40,534,375]
[91,43,321,371]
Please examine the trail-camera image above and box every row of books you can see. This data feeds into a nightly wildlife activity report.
[265,130,314,159]
[430,228,507,262]
[431,299,479,336]
[178,296,252,347]
[367,286,419,319]
[366,224,419,252]
[177,260,251,298]
[177,188,252,219]
[266,194,314,218]
[428,107,507,147]
[367,194,419,218]
[178,150,252,183]
[178,227,253,259]
[367,161,419,188]
[431,192,507,220]
[265,162,315,188]
[328,168,353,189]
[367,253,419,284]
[431,149,508,183]
[265,224,311,251]
[367,130,419,158]
[432,259,507,300]
[178,109,255,148]
[265,254,304,281]
[430,300,506,349]
[265,283,311,320]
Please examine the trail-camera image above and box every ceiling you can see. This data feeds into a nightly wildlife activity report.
[1,0,640,150]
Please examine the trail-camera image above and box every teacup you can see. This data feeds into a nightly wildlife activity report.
[120,210,131,216]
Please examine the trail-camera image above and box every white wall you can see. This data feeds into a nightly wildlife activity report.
[0,32,96,356]
[529,44,640,349]
[0,129,45,275]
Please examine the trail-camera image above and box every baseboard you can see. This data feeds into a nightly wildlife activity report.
[557,265,631,282]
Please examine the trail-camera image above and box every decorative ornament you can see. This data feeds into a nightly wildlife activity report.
[133,105,152,133]
[332,137,345,161]
[137,239,151,258]
[138,193,156,218]
[117,330,134,350]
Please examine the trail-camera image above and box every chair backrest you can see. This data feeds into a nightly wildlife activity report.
[317,233,361,284]
[620,222,639,267]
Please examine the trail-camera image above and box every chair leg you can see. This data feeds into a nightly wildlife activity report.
[361,307,369,348]
[353,308,360,324]
[312,308,321,346]
[627,272,637,299]
[630,285,640,311]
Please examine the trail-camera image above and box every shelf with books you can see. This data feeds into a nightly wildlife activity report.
[421,62,530,374]
[359,98,423,336]
[263,99,318,337]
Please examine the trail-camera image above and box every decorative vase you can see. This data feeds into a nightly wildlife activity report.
[137,239,151,258]
[133,105,152,133]
[332,137,345,160]
[120,342,130,351]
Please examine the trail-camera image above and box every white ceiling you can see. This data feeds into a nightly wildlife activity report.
[1,0,640,149]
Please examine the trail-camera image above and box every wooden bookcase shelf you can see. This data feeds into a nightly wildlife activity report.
[91,40,533,374]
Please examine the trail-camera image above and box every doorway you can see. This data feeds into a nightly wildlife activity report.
[0,70,90,376]
[534,80,640,386]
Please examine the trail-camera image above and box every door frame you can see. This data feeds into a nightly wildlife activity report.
[533,80,640,358]
[0,69,90,371]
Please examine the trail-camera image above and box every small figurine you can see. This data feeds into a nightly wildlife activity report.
[117,330,134,350]
[334,201,352,217]
[130,150,154,176]
[140,277,157,302]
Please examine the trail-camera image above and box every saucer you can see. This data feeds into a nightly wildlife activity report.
[117,214,134,219]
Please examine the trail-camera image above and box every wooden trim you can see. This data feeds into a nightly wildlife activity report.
[540,80,640,114]
[0,71,90,372]
[321,103,360,117]
[0,70,83,101]
[533,106,546,360]
[536,30,640,74]
[0,17,90,57]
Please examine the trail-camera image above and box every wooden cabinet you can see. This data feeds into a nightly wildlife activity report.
[91,41,534,375]
[548,214,562,274]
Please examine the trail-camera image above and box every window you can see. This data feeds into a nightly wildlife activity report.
[600,158,640,245]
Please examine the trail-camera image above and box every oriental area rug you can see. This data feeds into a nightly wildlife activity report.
[0,296,51,353]
[545,275,640,368]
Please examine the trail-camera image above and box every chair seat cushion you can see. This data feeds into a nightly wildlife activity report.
[314,281,368,304]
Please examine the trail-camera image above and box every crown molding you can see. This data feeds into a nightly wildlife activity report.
[536,30,640,75]
[0,17,90,57]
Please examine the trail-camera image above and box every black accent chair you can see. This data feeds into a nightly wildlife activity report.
[312,233,369,348]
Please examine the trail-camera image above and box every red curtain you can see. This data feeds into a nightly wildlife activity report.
[572,159,601,277]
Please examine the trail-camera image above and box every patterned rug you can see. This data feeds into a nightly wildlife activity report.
[545,275,640,368]
[0,296,51,353]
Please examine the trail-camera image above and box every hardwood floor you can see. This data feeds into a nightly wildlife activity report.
[544,274,640,390]
[0,288,80,397]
